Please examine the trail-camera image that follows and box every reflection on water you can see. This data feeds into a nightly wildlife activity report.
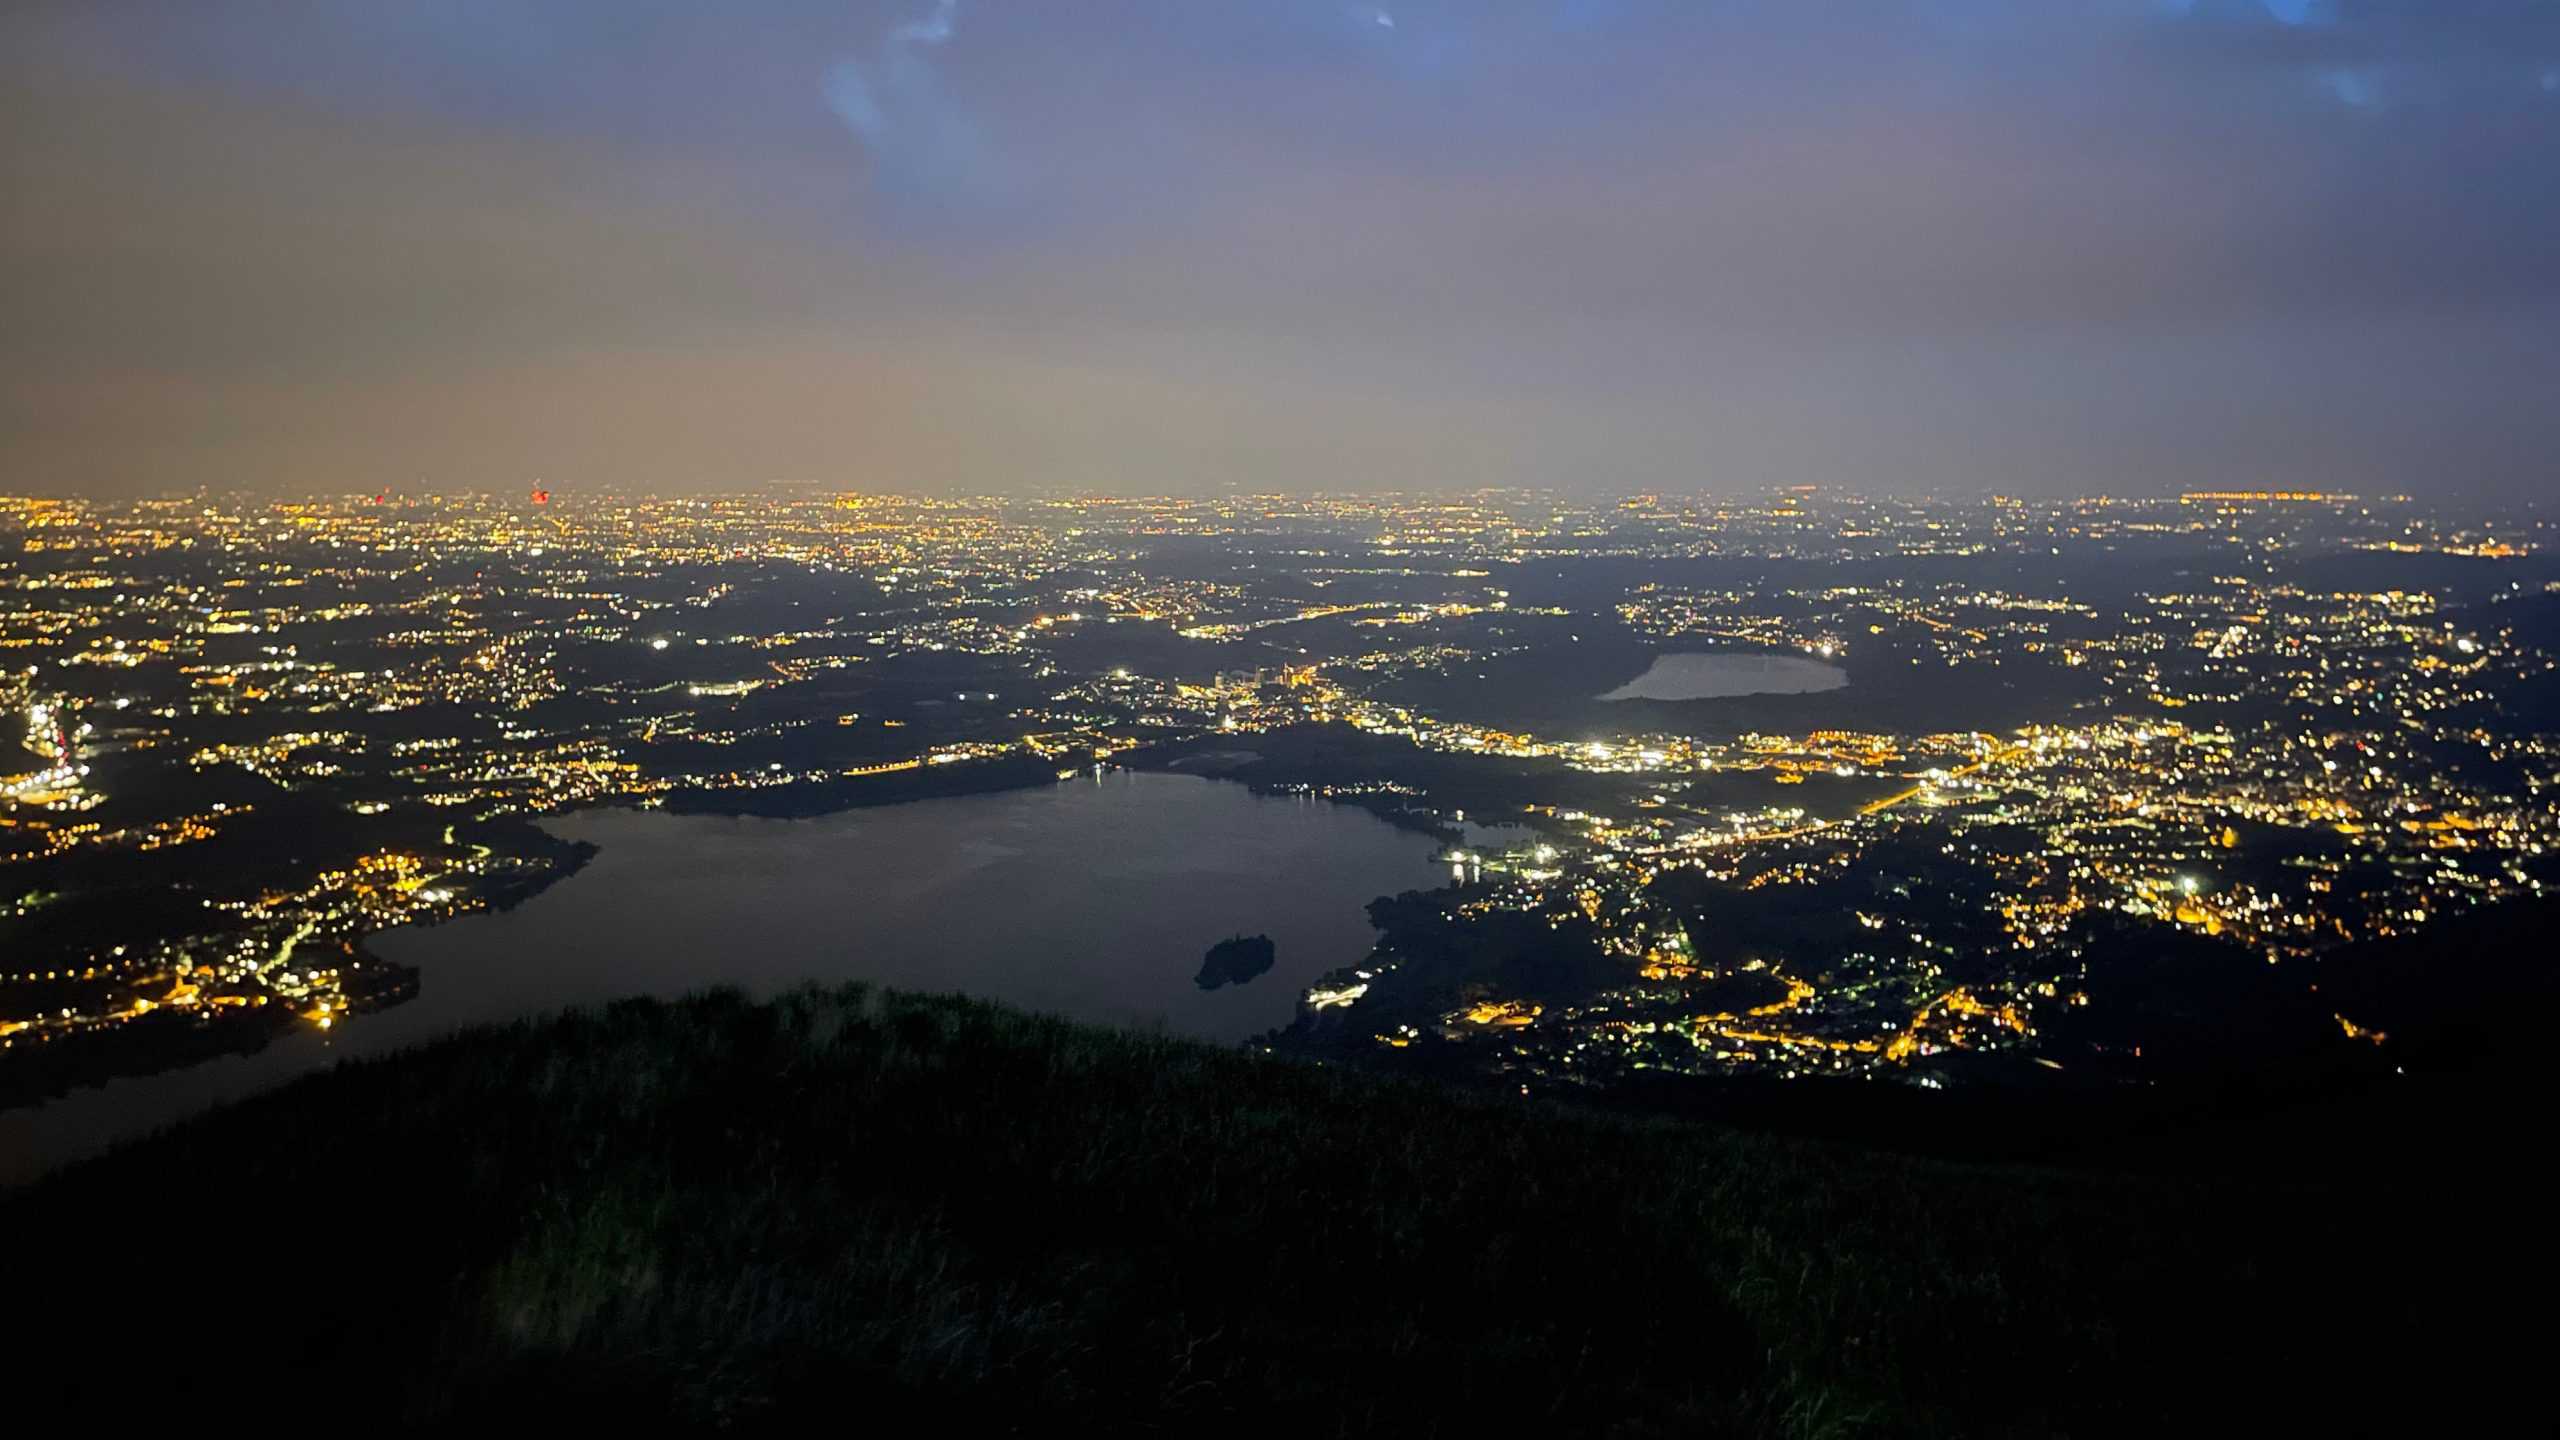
[1598,652,1849,702]
[1,772,1449,1184]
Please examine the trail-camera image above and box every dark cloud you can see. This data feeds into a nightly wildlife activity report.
[4,0,2556,499]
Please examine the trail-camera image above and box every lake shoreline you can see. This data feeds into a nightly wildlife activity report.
[1597,650,1851,703]
[1,771,1452,1182]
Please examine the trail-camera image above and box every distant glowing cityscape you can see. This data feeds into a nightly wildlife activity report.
[3,488,2552,1092]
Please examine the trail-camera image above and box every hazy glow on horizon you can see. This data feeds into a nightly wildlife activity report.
[4,0,2557,499]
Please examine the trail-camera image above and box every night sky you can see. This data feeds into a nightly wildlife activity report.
[5,1,2556,500]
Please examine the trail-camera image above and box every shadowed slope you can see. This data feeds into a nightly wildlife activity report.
[4,985,2475,1434]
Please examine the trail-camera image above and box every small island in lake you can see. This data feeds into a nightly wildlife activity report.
[1195,933,1277,990]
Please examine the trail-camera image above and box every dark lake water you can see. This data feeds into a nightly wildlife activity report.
[1598,651,1850,701]
[1,772,1449,1183]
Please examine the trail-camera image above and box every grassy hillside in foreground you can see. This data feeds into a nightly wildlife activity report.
[2,986,2511,1435]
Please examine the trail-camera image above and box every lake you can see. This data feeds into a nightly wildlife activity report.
[1598,651,1849,701]
[0,772,1450,1183]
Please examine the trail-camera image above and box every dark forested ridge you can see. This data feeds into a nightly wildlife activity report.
[6,966,2537,1434]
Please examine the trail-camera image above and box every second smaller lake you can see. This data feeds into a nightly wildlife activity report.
[1598,652,1849,702]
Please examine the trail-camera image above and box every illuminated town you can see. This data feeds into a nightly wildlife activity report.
[16,0,2560,1424]
[3,487,2554,1097]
